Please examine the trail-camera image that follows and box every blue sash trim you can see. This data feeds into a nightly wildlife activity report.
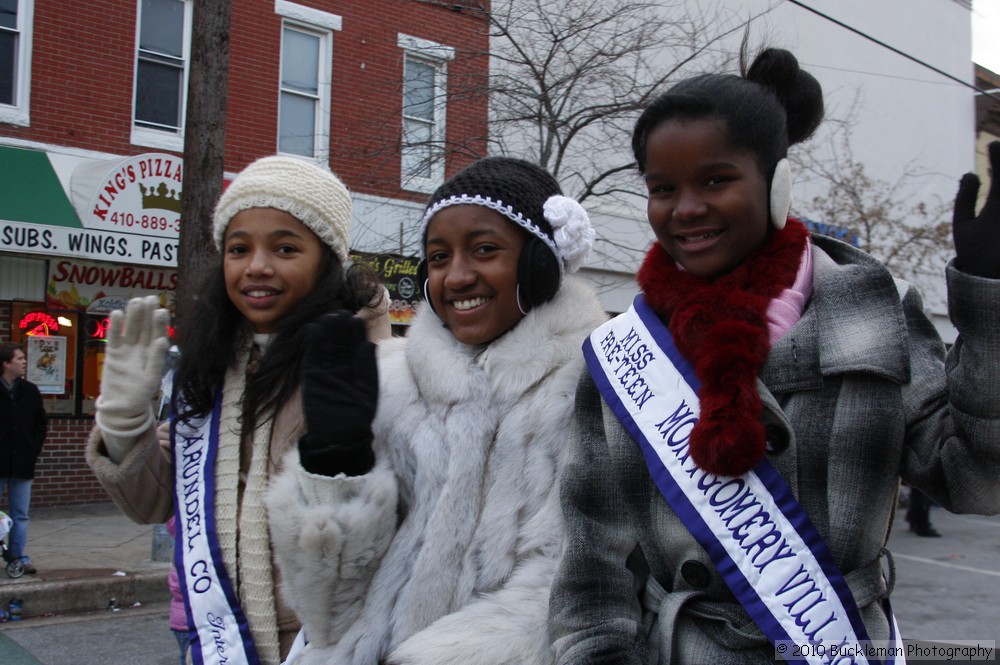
[584,295,892,665]
[172,389,260,665]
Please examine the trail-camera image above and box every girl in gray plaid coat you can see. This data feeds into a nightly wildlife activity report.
[550,47,1000,664]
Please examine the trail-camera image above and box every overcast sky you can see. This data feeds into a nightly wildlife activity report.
[973,0,1000,74]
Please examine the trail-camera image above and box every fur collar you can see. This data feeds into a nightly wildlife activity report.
[636,219,809,476]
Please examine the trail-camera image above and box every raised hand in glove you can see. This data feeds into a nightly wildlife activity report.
[953,140,1000,279]
[95,296,171,462]
[299,311,379,477]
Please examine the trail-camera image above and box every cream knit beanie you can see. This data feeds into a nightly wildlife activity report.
[213,156,352,264]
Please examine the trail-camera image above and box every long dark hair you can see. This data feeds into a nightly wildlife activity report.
[172,246,383,435]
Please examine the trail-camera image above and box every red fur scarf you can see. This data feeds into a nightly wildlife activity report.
[636,219,809,477]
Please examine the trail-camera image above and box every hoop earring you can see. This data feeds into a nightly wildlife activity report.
[423,279,437,316]
[516,284,529,316]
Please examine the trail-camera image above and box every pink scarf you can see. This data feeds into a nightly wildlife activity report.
[766,241,812,346]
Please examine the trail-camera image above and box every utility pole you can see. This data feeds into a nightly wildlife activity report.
[177,0,230,326]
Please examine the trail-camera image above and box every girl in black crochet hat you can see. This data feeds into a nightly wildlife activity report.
[266,156,608,665]
[415,156,597,340]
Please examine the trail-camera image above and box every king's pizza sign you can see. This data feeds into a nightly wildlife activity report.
[84,153,183,238]
[0,148,183,267]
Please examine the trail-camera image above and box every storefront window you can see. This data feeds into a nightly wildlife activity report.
[4,256,177,417]
[11,302,79,415]
[81,313,111,415]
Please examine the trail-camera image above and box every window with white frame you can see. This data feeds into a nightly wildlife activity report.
[0,0,32,126]
[399,34,453,192]
[131,0,191,150]
[276,1,339,160]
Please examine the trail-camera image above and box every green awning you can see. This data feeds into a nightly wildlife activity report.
[0,146,82,228]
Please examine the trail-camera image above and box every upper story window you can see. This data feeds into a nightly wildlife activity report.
[131,0,191,151]
[398,34,453,193]
[0,0,33,126]
[276,1,340,160]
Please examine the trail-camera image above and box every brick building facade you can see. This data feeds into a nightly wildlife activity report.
[1,0,489,507]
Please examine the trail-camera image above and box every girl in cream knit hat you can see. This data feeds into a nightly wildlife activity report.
[86,155,389,665]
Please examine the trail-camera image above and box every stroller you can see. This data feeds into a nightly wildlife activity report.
[0,511,25,578]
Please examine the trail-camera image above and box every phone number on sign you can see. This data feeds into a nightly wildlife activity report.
[109,212,179,232]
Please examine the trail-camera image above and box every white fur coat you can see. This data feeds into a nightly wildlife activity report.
[266,277,607,665]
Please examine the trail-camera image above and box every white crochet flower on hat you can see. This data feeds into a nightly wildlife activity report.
[544,195,595,273]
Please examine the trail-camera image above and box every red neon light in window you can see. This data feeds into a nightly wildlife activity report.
[18,312,60,336]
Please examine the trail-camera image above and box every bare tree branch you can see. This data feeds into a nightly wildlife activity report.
[791,124,953,286]
[353,0,781,265]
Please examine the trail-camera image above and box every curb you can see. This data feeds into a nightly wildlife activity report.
[1,571,171,620]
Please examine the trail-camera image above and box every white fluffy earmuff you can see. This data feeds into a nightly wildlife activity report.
[770,158,792,230]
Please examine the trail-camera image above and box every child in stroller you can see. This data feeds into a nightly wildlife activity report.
[0,511,25,578]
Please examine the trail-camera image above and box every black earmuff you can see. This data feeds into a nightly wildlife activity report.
[516,237,561,312]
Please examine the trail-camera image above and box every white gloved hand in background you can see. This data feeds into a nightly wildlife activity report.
[94,296,170,463]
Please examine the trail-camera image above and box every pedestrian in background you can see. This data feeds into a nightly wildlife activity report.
[905,484,941,537]
[0,341,47,576]
[85,156,389,665]
[550,45,1000,663]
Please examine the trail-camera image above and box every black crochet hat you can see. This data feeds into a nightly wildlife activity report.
[418,156,595,275]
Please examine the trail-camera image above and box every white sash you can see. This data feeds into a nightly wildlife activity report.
[173,392,260,665]
[584,295,903,665]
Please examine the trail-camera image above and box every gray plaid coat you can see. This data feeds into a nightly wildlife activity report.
[550,236,1000,664]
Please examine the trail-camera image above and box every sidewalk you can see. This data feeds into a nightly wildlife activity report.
[0,503,171,621]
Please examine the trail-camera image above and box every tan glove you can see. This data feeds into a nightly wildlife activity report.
[94,296,170,463]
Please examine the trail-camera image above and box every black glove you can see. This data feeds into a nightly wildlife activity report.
[953,140,1000,279]
[298,311,378,477]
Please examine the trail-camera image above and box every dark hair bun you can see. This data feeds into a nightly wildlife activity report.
[745,48,824,146]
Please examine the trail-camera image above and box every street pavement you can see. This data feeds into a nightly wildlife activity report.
[888,506,1000,646]
[0,501,996,663]
[0,502,171,622]
[0,601,177,665]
